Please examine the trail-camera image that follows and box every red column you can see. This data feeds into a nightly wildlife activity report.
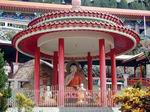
[15,50,18,64]
[58,38,64,107]
[34,47,40,106]
[99,39,107,107]
[110,49,117,95]
[134,66,136,78]
[53,51,58,86]
[87,52,93,91]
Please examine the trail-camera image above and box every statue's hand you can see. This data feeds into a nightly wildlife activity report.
[65,73,75,86]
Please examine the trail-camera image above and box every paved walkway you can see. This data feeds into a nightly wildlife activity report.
[7,107,114,112]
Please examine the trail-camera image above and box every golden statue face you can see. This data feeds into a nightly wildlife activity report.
[70,65,78,73]
[66,60,81,73]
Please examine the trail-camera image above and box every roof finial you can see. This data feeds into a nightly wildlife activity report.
[72,0,81,10]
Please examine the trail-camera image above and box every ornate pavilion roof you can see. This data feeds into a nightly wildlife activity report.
[0,0,149,65]
[12,0,140,61]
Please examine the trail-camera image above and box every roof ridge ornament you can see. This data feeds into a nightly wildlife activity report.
[72,0,81,10]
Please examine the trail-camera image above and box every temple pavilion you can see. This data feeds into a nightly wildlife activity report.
[11,0,140,108]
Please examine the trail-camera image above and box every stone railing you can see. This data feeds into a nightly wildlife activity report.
[8,87,114,108]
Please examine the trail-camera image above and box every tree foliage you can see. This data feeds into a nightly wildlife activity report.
[0,51,11,112]
[27,0,150,10]
[129,1,146,10]
[117,0,128,9]
[93,0,110,7]
[30,0,43,2]
[109,0,117,8]
[82,0,92,6]
[144,0,150,10]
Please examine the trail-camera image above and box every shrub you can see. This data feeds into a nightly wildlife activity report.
[0,51,11,112]
[16,93,34,112]
[114,87,150,112]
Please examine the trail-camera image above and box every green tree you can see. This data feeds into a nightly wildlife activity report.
[93,0,100,7]
[144,0,150,10]
[0,51,11,112]
[42,0,54,3]
[54,0,61,4]
[129,1,146,10]
[93,0,110,7]
[117,0,128,9]
[88,0,118,8]
[82,0,92,6]
[109,0,117,8]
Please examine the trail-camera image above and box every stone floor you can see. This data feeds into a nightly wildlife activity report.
[59,107,113,112]
[7,107,114,112]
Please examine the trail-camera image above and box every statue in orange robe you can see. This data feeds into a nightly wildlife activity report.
[65,65,83,89]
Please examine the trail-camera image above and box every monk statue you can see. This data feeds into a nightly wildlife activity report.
[44,86,52,103]
[44,86,56,105]
[77,83,87,103]
[65,61,87,89]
